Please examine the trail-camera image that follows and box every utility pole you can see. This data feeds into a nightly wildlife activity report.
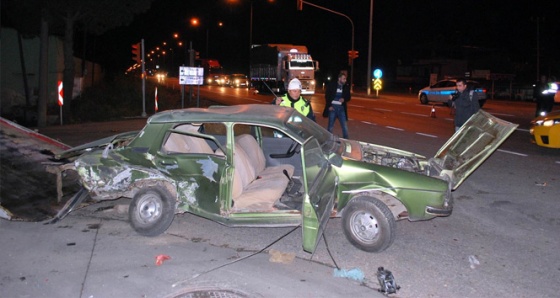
[367,0,374,96]
[298,0,355,92]
[141,39,146,117]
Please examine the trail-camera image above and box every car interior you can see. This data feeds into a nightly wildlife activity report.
[162,122,305,212]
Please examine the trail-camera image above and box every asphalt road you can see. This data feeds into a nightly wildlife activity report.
[9,87,560,297]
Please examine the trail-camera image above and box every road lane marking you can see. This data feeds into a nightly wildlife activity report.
[416,132,438,138]
[516,128,530,132]
[374,108,392,112]
[497,149,527,156]
[386,126,404,131]
[490,112,515,117]
[401,112,429,117]
[361,121,376,125]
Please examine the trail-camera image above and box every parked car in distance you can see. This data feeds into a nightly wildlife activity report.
[530,109,560,148]
[217,74,230,86]
[230,73,249,88]
[419,79,488,107]
[48,105,516,253]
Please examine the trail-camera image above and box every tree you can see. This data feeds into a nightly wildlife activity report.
[2,0,153,125]
[1,0,50,126]
[46,0,154,123]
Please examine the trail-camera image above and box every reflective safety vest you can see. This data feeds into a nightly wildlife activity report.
[279,94,311,117]
[542,82,559,95]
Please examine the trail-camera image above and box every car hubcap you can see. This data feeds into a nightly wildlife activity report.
[138,194,162,223]
[350,211,379,243]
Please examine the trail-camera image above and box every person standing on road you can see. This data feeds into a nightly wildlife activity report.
[449,78,480,132]
[540,76,557,116]
[533,74,549,117]
[274,78,316,121]
[324,72,351,138]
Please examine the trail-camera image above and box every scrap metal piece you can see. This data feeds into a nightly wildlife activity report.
[377,267,400,294]
[45,187,89,224]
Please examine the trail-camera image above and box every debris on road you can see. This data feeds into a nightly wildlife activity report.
[333,267,365,282]
[468,255,480,269]
[376,267,400,294]
[268,249,295,264]
[155,254,171,266]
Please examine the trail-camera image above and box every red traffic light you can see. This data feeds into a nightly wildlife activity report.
[347,50,359,59]
[131,43,141,63]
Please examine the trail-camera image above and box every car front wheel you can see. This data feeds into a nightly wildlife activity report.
[342,196,396,252]
[419,94,429,104]
[129,185,175,236]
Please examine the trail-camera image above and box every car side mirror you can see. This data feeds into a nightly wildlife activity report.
[328,152,343,168]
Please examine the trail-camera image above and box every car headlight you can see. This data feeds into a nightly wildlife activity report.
[534,119,560,126]
[543,119,560,127]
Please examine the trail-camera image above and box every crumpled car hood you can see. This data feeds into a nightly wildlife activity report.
[54,131,139,161]
[338,110,517,190]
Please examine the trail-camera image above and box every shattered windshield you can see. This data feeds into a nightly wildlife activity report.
[284,111,340,154]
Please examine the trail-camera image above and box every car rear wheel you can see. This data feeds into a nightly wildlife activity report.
[419,94,429,104]
[129,185,175,236]
[342,196,396,252]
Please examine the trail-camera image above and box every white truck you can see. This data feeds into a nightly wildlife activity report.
[250,44,319,95]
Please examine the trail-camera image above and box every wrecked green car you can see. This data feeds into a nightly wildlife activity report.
[51,104,517,253]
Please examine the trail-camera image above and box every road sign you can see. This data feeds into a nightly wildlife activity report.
[373,68,383,79]
[374,78,382,91]
[179,66,204,85]
[57,81,63,106]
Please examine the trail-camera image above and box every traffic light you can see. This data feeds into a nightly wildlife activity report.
[348,50,359,59]
[131,43,141,64]
[297,0,303,11]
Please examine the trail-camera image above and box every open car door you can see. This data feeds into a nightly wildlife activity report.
[433,110,518,190]
[301,138,337,253]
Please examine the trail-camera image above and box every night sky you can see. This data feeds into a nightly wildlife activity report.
[98,0,560,86]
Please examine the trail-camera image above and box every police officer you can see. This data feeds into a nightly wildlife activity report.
[275,78,316,121]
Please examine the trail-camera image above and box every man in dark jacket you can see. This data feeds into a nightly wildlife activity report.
[324,72,351,138]
[450,78,480,132]
[533,75,549,117]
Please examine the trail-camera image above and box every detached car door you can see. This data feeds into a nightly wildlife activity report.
[301,138,338,253]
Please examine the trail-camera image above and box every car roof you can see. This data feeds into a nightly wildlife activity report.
[147,104,294,126]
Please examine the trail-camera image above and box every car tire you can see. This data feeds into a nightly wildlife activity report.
[129,185,175,237]
[419,94,429,104]
[342,196,396,252]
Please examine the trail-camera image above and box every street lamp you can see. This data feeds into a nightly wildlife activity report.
[190,17,223,58]
[299,1,355,92]
[249,0,275,49]
[173,33,188,66]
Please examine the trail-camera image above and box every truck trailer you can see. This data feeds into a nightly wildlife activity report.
[250,44,318,95]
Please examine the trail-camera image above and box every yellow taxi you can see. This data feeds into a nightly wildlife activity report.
[530,110,560,148]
